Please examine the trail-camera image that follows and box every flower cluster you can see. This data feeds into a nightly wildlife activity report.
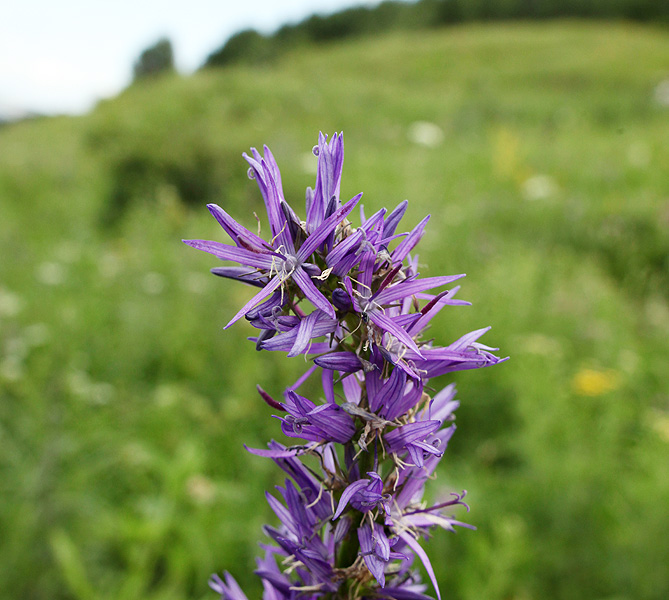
[184,133,506,600]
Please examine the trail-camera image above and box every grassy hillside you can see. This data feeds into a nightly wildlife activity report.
[1,20,668,600]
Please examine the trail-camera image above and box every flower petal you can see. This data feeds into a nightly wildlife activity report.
[383,199,408,237]
[368,310,422,357]
[358,524,386,587]
[375,274,465,306]
[210,266,267,288]
[209,572,249,600]
[392,215,430,265]
[207,203,268,251]
[313,351,362,373]
[291,266,335,317]
[398,532,441,600]
[224,275,284,329]
[287,311,319,358]
[332,479,369,520]
[297,192,363,260]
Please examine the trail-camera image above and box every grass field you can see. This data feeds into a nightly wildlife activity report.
[1,20,668,600]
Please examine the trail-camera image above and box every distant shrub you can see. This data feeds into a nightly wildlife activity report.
[133,38,175,81]
[203,29,274,68]
[86,97,243,226]
[101,152,219,225]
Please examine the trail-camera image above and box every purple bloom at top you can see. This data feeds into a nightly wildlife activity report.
[183,135,362,328]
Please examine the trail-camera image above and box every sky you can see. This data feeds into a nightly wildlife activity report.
[0,0,385,117]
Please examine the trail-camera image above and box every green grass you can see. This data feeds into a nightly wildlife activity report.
[1,20,668,600]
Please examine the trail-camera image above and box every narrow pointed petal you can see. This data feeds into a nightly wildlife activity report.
[407,444,425,468]
[306,403,356,443]
[375,274,466,306]
[207,204,268,250]
[183,239,275,270]
[289,364,318,391]
[341,373,362,405]
[287,311,319,357]
[210,266,267,288]
[392,215,430,265]
[369,365,405,413]
[313,351,362,373]
[209,572,249,600]
[262,144,284,193]
[297,192,362,260]
[407,286,471,334]
[369,310,422,357]
[385,421,441,454]
[307,132,344,231]
[244,444,311,458]
[291,266,335,317]
[358,242,377,290]
[381,587,435,600]
[448,326,492,351]
[373,524,391,561]
[243,152,292,249]
[326,227,364,268]
[384,377,422,421]
[265,491,298,537]
[398,532,441,600]
[224,275,284,329]
[358,524,386,587]
[332,479,369,520]
[322,368,335,404]
[383,199,408,237]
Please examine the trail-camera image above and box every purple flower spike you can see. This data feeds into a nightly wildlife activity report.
[186,132,506,600]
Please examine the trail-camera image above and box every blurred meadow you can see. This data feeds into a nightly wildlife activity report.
[1,19,669,600]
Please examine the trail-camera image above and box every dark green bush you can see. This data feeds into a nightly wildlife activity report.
[133,38,175,81]
[204,29,274,68]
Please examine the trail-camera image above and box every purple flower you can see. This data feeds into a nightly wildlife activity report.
[255,309,339,356]
[385,420,444,468]
[341,273,465,357]
[333,472,390,520]
[280,390,356,444]
[358,522,407,588]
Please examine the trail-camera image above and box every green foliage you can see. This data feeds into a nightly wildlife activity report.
[1,21,669,600]
[133,38,175,81]
[203,0,669,69]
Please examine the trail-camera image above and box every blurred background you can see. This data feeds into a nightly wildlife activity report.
[1,1,668,599]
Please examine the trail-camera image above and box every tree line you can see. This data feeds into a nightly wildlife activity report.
[202,0,667,69]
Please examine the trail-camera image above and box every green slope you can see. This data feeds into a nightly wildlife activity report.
[1,21,668,600]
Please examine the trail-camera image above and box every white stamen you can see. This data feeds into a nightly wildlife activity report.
[313,267,333,281]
